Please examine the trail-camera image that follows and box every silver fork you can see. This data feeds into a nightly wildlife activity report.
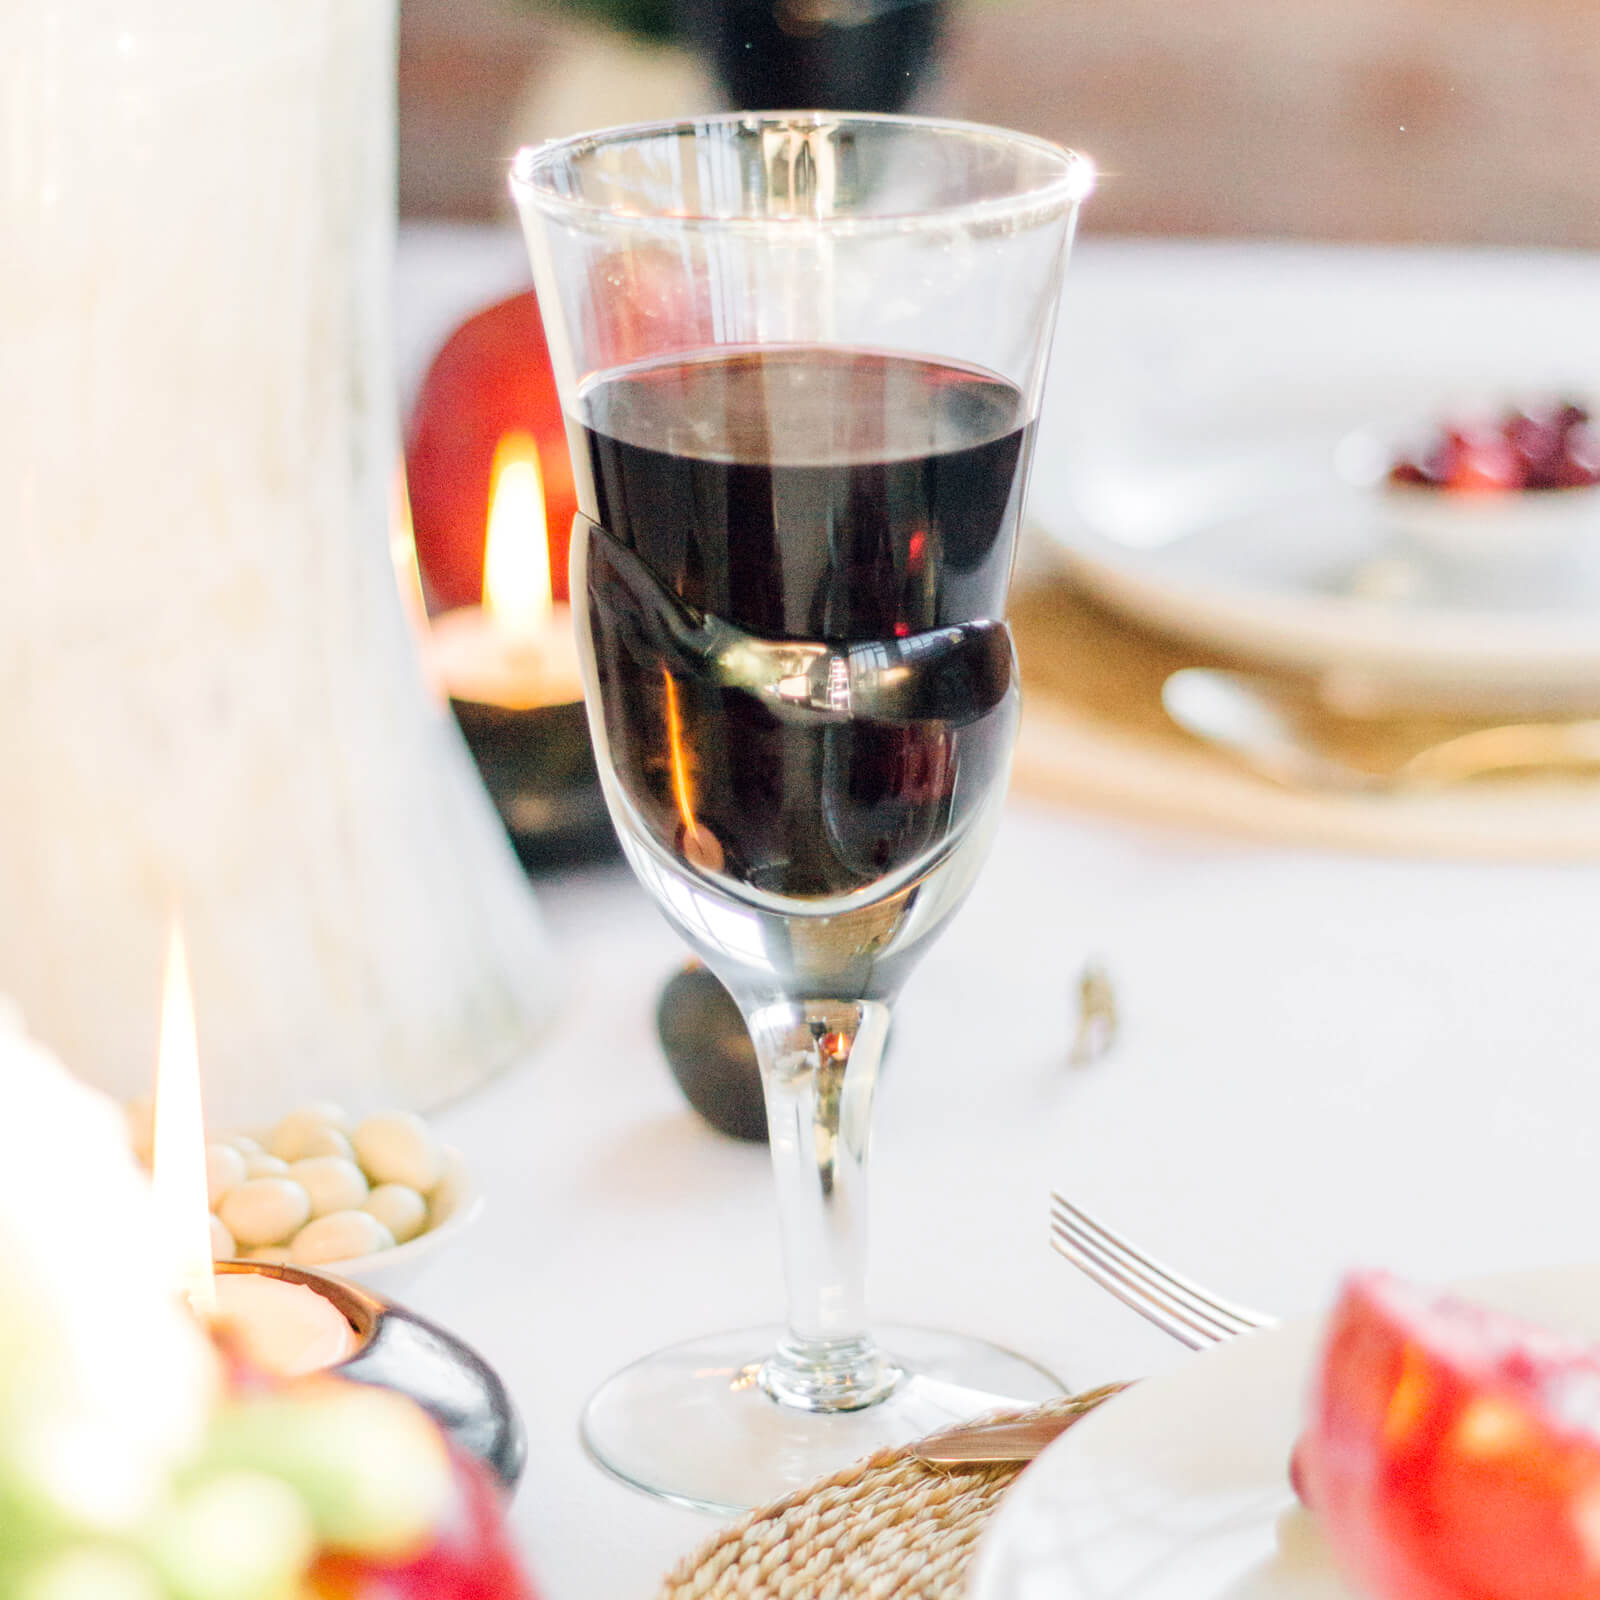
[912,1198,1278,1465]
[1049,1192,1278,1349]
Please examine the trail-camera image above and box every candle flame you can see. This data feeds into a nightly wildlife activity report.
[482,431,551,637]
[151,917,216,1319]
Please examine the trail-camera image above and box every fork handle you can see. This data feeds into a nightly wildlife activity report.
[912,1382,1130,1465]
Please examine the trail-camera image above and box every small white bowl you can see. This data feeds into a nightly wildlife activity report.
[1381,479,1600,565]
[319,1147,482,1298]
[233,1141,482,1299]
[1336,412,1600,565]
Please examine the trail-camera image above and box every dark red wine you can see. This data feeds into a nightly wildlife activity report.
[572,346,1031,900]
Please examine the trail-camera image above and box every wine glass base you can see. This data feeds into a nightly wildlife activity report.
[579,1323,1062,1515]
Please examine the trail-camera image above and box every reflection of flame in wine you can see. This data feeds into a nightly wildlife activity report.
[661,671,726,872]
[662,668,702,844]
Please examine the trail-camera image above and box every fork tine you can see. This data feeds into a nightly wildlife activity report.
[1050,1193,1274,1332]
[1050,1209,1260,1341]
[1050,1213,1250,1343]
[1047,1229,1219,1350]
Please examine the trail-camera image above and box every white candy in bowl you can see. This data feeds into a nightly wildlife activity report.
[128,1099,481,1297]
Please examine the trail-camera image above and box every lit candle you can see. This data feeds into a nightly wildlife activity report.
[151,919,216,1319]
[209,1269,360,1377]
[427,431,585,710]
[152,919,359,1377]
[0,1001,217,1533]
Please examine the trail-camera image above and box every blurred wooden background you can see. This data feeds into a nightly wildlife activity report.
[400,0,1600,245]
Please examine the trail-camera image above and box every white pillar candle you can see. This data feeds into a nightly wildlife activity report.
[0,0,558,1125]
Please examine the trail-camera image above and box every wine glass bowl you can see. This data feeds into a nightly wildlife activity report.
[512,112,1091,1512]
[575,506,1020,1003]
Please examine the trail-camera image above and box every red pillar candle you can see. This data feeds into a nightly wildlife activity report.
[405,290,578,612]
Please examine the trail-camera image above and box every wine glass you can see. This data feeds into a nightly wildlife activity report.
[511,113,1092,1513]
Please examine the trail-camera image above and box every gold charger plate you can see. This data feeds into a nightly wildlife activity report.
[1009,576,1600,860]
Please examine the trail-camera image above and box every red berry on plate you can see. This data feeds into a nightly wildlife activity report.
[1419,427,1466,485]
[1504,409,1565,488]
[1443,428,1521,494]
[1553,423,1600,488]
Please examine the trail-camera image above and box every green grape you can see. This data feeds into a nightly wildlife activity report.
[15,1546,167,1600]
[147,1472,314,1600]
[197,1386,451,1562]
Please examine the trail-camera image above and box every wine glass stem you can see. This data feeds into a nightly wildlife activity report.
[744,996,902,1413]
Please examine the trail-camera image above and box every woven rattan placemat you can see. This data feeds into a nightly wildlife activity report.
[657,1387,1126,1600]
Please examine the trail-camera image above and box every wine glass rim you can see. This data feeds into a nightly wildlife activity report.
[509,111,1093,236]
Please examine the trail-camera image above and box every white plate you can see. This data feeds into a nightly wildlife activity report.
[970,1263,1600,1600]
[1032,243,1600,698]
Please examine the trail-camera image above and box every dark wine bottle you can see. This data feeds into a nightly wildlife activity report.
[676,0,948,115]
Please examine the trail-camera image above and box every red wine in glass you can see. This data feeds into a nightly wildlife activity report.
[572,346,1031,979]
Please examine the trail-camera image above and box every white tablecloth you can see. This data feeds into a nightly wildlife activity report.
[395,227,1600,1600]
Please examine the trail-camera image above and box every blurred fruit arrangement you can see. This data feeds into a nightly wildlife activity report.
[7,1367,537,1600]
